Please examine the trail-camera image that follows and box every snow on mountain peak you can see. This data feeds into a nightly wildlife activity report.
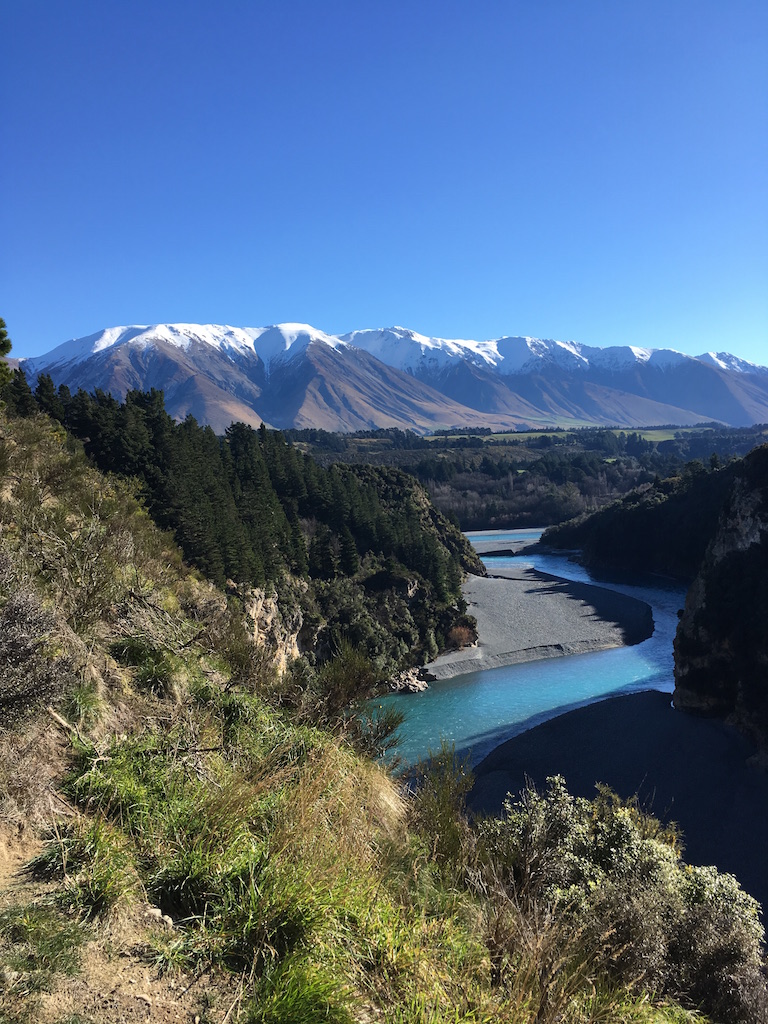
[22,322,351,375]
[339,326,498,372]
[246,323,345,366]
[696,351,768,375]
[23,322,765,387]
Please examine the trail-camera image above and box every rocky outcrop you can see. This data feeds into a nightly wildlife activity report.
[673,444,768,749]
[233,579,309,674]
[389,667,430,692]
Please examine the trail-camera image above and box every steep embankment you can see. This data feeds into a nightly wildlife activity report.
[546,444,768,749]
[674,444,768,749]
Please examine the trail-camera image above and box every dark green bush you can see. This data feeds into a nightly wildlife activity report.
[109,635,175,696]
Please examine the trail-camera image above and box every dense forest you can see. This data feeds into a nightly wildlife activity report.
[1,369,482,680]
[542,457,742,580]
[287,421,768,530]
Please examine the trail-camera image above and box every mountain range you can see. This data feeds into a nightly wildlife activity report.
[21,323,768,434]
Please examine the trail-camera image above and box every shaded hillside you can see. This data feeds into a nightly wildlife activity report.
[1,409,766,1023]
[674,445,768,748]
[544,442,768,752]
[542,459,740,579]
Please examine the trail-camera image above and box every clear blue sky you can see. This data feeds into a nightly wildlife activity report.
[2,0,767,362]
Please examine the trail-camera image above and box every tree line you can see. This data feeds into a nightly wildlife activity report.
[2,368,481,672]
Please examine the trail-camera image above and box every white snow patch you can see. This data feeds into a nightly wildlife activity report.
[22,322,767,386]
[340,326,498,372]
[247,324,347,367]
[646,348,691,368]
[587,345,653,369]
[696,351,767,375]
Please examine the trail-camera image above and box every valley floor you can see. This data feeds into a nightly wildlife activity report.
[424,564,653,680]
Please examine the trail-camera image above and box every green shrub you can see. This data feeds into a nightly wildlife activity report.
[109,635,176,696]
[409,741,475,877]
[475,776,768,1023]
[0,903,89,991]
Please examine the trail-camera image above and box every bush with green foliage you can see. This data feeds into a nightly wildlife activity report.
[475,776,767,1023]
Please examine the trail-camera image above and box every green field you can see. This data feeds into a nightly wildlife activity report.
[425,424,719,444]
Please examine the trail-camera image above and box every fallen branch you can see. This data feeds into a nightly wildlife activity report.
[46,705,83,743]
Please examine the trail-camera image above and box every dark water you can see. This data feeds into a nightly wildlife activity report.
[379,529,688,766]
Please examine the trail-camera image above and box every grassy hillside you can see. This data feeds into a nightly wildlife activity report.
[1,410,766,1023]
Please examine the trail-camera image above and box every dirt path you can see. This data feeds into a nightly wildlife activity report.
[0,825,243,1024]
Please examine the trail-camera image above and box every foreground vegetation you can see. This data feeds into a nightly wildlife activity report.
[0,395,766,1020]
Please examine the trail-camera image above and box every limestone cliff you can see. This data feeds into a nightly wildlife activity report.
[673,444,768,749]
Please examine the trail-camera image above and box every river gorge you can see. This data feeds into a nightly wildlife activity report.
[382,529,768,913]
[381,528,686,766]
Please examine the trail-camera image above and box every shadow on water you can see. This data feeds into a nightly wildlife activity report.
[451,687,642,768]
[379,530,688,768]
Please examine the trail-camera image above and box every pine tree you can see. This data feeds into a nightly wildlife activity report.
[0,318,11,391]
[0,318,10,359]
[4,369,37,417]
[34,373,66,422]
[289,516,309,576]
[339,526,360,577]
[309,524,337,580]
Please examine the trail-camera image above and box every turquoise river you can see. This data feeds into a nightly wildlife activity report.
[379,529,688,767]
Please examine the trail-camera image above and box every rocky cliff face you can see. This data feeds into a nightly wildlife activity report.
[235,579,309,674]
[673,444,768,749]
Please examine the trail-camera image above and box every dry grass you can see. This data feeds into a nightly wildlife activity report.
[0,724,72,832]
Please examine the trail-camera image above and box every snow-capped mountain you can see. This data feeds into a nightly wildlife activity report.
[20,323,768,434]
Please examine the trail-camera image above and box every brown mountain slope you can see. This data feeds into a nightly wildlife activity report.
[21,324,768,433]
[258,345,536,432]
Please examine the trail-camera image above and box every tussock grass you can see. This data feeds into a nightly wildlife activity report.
[0,903,88,989]
[0,412,757,1023]
[0,902,90,1024]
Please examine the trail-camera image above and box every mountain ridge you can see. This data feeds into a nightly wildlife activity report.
[21,322,768,434]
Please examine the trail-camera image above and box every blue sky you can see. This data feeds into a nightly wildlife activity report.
[2,0,766,362]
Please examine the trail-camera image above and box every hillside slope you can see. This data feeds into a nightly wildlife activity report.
[544,444,768,752]
[674,445,768,748]
[1,409,766,1024]
[542,459,739,579]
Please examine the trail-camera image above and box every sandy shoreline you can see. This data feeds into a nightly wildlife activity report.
[469,690,768,912]
[424,564,654,680]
